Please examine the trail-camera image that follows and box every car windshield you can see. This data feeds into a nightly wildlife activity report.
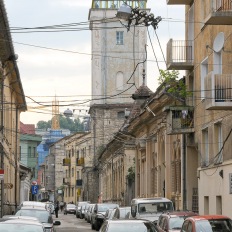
[15,209,51,223]
[108,222,157,232]
[98,204,118,212]
[0,223,44,232]
[138,202,173,213]
[169,217,185,229]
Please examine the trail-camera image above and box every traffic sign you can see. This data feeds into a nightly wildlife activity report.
[31,185,38,195]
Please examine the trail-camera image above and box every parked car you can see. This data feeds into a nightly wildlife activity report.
[15,206,61,232]
[0,217,45,232]
[111,206,131,219]
[76,201,90,218]
[80,203,90,219]
[131,197,174,223]
[87,204,95,223]
[99,219,158,232]
[64,203,77,215]
[181,215,232,232]
[85,203,93,221]
[16,201,47,212]
[103,208,115,222]
[91,203,119,231]
[155,211,198,232]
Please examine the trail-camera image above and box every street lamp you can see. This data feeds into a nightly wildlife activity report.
[116,3,162,31]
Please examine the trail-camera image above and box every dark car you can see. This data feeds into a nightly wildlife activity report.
[181,215,232,232]
[0,217,45,232]
[64,203,77,215]
[15,206,61,232]
[155,211,198,232]
[99,219,158,232]
[91,203,119,231]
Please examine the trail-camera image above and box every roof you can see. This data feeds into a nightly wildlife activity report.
[20,122,36,134]
[189,215,231,221]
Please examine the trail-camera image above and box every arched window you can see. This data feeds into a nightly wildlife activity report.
[116,72,124,90]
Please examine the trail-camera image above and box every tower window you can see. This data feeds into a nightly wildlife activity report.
[116,31,124,45]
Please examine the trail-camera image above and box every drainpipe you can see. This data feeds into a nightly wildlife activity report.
[15,106,18,212]
[182,134,187,210]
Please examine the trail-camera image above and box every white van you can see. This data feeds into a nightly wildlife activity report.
[131,197,174,223]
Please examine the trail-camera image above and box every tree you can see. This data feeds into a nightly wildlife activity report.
[158,69,192,104]
[37,114,84,132]
[37,120,51,130]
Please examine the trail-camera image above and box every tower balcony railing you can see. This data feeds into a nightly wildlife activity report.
[166,39,194,70]
[166,0,192,5]
[205,72,232,110]
[205,0,232,25]
[91,0,147,9]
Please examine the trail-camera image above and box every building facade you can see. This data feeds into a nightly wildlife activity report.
[0,1,27,216]
[88,0,149,203]
[167,0,232,216]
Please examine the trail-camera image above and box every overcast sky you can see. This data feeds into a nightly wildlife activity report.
[4,0,184,125]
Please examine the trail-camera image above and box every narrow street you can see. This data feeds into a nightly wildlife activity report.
[54,211,92,232]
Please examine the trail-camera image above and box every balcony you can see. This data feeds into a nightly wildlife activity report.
[205,72,232,110]
[167,0,192,4]
[76,179,82,187]
[77,157,85,166]
[205,0,232,25]
[63,158,71,166]
[164,106,194,135]
[166,39,194,70]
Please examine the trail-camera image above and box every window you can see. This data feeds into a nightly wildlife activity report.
[116,72,124,90]
[33,147,36,157]
[72,168,74,177]
[116,31,124,45]
[28,146,31,157]
[214,122,223,164]
[117,111,125,119]
[202,128,209,166]
[201,57,208,100]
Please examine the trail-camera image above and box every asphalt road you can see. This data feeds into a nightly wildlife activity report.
[53,211,93,232]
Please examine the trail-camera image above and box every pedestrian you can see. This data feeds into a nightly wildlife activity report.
[55,201,59,218]
[60,201,64,212]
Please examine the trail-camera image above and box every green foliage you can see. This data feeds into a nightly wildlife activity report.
[37,120,51,130]
[158,69,192,102]
[127,166,135,182]
[37,114,84,133]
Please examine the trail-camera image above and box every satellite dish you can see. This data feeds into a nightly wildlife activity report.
[213,32,224,52]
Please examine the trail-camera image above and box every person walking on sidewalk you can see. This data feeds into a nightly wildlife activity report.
[55,201,59,218]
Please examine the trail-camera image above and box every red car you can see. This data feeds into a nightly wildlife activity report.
[181,215,232,232]
[155,211,198,232]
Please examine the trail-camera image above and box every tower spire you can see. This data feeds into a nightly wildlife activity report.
[52,96,60,130]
